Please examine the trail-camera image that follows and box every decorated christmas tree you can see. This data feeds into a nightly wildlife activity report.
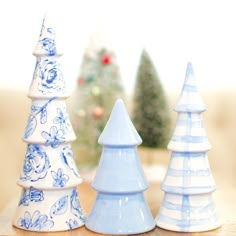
[72,42,124,166]
[133,49,171,148]
[13,15,85,232]
[156,63,221,232]
[86,99,155,234]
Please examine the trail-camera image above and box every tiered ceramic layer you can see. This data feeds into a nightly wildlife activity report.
[13,15,85,231]
[161,152,215,194]
[156,193,220,232]
[156,63,221,232]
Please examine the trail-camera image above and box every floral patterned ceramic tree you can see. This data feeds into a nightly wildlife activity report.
[156,63,221,232]
[13,15,85,232]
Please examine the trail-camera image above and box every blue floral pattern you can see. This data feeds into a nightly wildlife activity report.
[51,168,69,187]
[40,28,56,56]
[70,189,85,223]
[41,126,65,148]
[61,146,80,178]
[19,187,44,206]
[18,210,54,230]
[15,16,85,232]
[31,58,40,83]
[38,59,65,94]
[54,108,71,133]
[50,195,68,218]
[66,219,79,229]
[24,98,56,139]
[39,17,56,56]
[20,144,50,182]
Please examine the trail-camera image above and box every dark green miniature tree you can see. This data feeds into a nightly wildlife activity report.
[133,49,171,148]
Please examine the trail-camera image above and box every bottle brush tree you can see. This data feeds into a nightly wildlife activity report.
[133,49,171,148]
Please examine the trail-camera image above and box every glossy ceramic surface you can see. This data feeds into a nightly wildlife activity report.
[92,146,148,193]
[13,15,85,231]
[156,193,220,232]
[86,192,155,235]
[156,63,221,232]
[86,99,155,234]
[13,188,85,231]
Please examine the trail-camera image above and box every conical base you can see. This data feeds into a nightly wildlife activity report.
[13,187,85,231]
[156,193,221,232]
[86,192,155,235]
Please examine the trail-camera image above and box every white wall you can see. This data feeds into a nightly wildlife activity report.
[1,0,236,95]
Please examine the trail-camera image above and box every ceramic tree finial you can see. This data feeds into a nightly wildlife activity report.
[175,62,205,112]
[28,14,66,99]
[13,15,85,232]
[168,63,211,152]
[86,99,155,234]
[33,14,62,57]
[98,98,142,146]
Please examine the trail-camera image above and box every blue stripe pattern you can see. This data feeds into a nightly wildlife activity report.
[171,135,208,143]
[166,168,211,177]
[162,199,215,213]
[176,118,203,128]
[161,185,216,194]
[157,213,219,232]
[171,152,206,158]
[182,84,197,92]
[175,104,206,113]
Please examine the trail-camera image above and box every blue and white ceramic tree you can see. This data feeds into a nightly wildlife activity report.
[156,63,221,232]
[85,99,155,234]
[13,15,85,232]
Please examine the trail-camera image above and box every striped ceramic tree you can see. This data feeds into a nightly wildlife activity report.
[156,63,221,232]
[13,15,85,232]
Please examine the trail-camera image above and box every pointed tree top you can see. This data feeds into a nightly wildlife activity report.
[33,14,62,57]
[98,99,142,146]
[175,62,206,112]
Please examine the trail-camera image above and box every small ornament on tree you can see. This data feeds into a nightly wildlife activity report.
[91,86,101,96]
[92,106,104,119]
[101,54,111,65]
[156,63,221,232]
[86,99,155,234]
[13,15,85,232]
[77,77,85,85]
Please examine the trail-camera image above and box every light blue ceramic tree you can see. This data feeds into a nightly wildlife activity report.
[13,15,85,232]
[85,99,155,234]
[156,63,221,232]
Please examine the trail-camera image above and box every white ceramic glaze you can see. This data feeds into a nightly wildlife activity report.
[156,193,220,232]
[18,144,82,189]
[13,15,85,231]
[13,188,85,231]
[156,63,221,232]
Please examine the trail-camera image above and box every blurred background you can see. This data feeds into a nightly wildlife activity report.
[1,0,236,210]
